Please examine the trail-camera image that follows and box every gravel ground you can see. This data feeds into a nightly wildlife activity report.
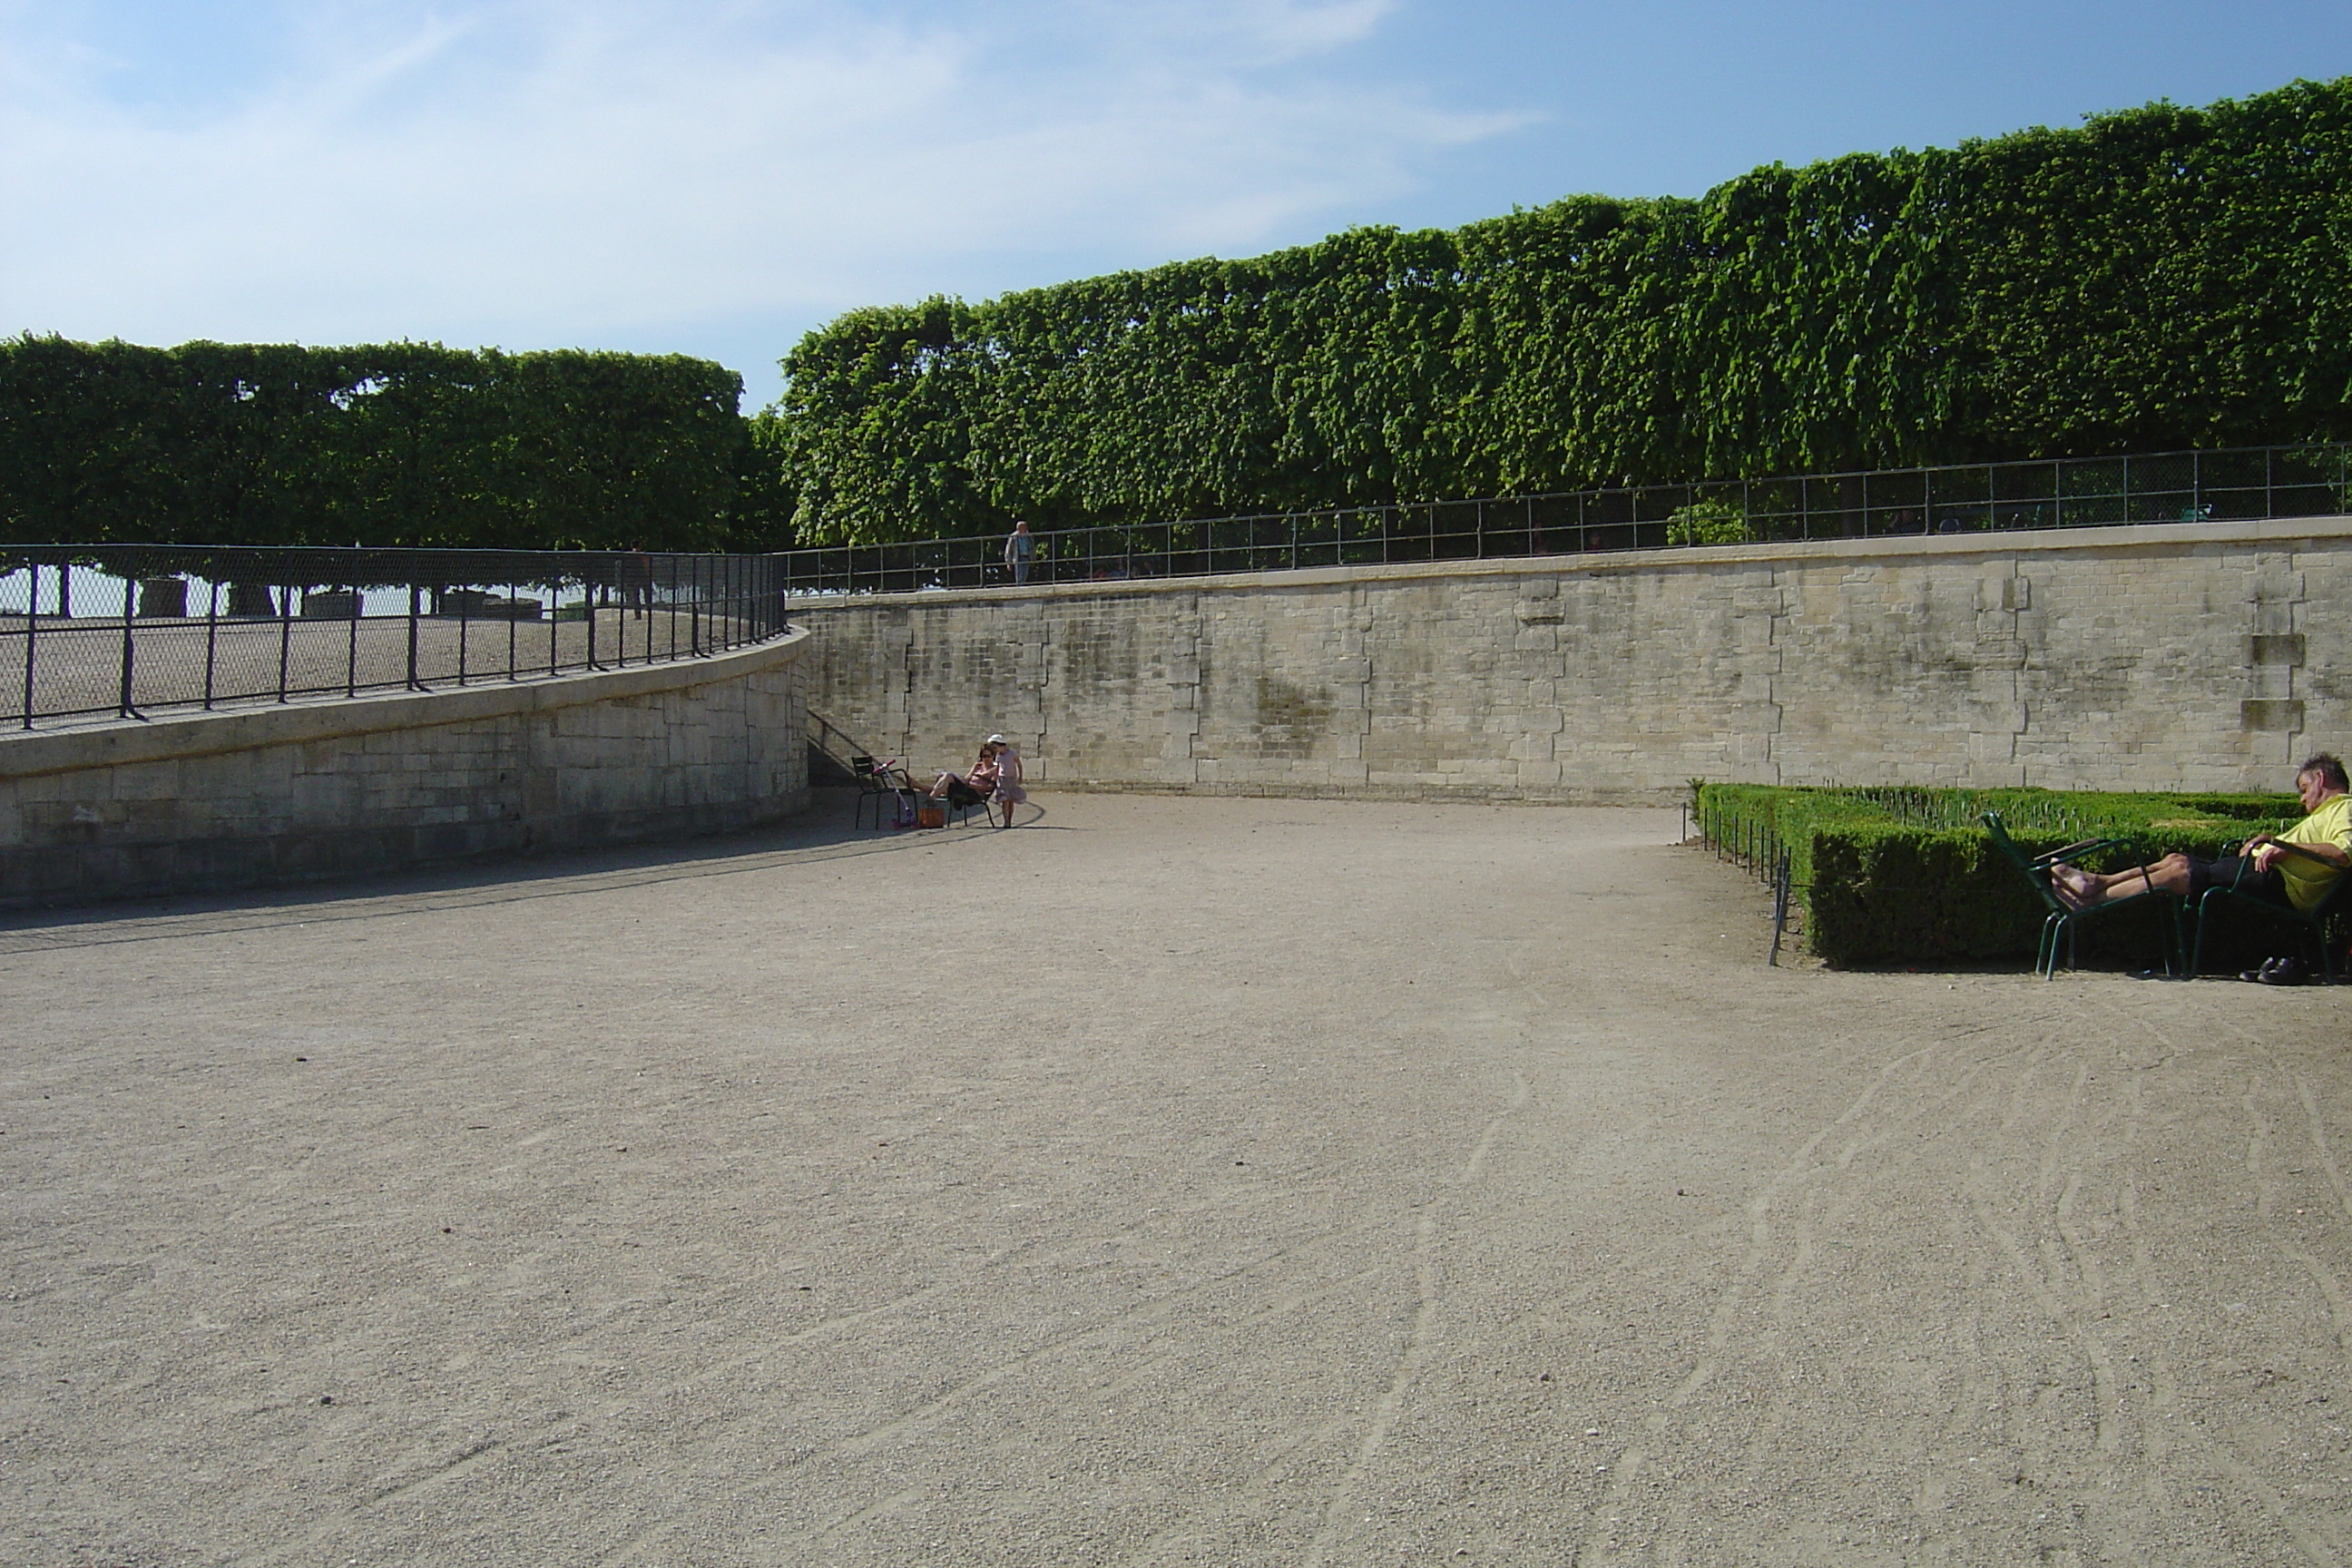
[6,792,2352,1566]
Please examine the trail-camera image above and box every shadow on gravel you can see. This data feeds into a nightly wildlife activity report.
[0,788,1055,949]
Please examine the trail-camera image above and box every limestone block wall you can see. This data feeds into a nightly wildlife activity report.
[0,630,810,907]
[796,518,2352,802]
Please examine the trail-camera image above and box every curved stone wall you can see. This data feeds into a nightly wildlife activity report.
[796,517,2352,803]
[0,630,810,908]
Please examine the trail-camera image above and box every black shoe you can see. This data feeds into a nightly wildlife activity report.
[2240,965,2271,983]
[2259,956,2308,986]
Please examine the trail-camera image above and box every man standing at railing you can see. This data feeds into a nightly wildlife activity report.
[1004,520,1034,585]
[621,546,652,619]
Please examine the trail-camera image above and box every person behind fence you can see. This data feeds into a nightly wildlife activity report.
[930,738,1002,810]
[1004,520,1034,585]
[988,733,1027,828]
[621,545,652,619]
[2048,754,2352,919]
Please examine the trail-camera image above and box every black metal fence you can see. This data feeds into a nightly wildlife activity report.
[1,544,789,730]
[779,442,2352,595]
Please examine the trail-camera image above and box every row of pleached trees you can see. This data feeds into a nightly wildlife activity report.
[769,74,2352,544]
[8,74,2352,550]
[0,338,792,551]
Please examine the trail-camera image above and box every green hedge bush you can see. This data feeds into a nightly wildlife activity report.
[773,76,2352,544]
[0,337,757,551]
[1697,784,2301,967]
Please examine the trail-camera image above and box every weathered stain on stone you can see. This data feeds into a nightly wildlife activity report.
[796,519,2352,801]
[1253,674,1335,759]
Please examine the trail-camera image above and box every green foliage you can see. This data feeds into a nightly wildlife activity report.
[729,409,802,552]
[1699,783,2301,967]
[1664,498,1749,545]
[0,337,747,550]
[772,76,2352,544]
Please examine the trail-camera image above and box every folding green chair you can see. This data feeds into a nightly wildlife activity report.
[1981,812,2182,979]
[2186,838,2352,983]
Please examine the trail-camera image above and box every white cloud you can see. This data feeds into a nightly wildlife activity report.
[0,0,1515,379]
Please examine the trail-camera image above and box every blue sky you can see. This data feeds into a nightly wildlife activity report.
[5,1,2351,410]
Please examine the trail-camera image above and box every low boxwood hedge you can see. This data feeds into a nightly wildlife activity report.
[1696,784,2301,967]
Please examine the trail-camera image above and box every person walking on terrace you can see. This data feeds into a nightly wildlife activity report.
[2050,754,2352,915]
[1004,521,1034,585]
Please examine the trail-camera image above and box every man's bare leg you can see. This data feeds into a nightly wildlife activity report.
[2053,854,2191,906]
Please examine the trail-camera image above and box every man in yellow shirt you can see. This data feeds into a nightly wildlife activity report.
[2052,754,2352,922]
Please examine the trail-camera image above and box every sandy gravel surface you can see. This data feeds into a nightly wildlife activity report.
[6,792,2352,1566]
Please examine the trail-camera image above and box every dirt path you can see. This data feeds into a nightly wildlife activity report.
[6,793,2352,1565]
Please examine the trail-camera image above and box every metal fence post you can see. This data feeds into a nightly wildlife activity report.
[202,578,220,710]
[406,583,424,690]
[1769,848,1791,965]
[22,563,39,730]
[118,572,138,719]
[276,583,293,702]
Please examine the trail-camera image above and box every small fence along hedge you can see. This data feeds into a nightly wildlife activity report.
[1696,784,2302,967]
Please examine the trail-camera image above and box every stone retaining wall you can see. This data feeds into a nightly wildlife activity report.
[0,631,810,907]
[796,518,2352,802]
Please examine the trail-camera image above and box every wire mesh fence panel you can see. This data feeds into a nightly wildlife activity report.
[2271,446,2348,517]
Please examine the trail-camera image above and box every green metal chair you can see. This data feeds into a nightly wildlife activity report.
[850,754,914,830]
[2187,838,2352,983]
[1981,812,2182,979]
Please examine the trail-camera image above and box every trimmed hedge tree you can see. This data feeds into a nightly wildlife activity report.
[0,338,750,551]
[772,76,2352,545]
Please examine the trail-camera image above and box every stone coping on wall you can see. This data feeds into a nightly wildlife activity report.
[795,515,2352,609]
[0,627,810,782]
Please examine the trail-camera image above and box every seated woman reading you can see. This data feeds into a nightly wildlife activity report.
[930,739,1002,810]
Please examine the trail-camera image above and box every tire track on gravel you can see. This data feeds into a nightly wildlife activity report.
[1630,1033,2057,1564]
[585,1181,1482,1564]
[1669,1044,1953,1410]
[1298,1070,1532,1568]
